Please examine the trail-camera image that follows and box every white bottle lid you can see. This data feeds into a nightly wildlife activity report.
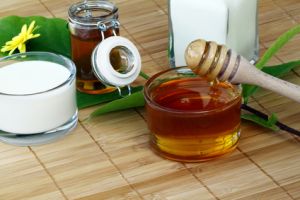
[91,36,141,87]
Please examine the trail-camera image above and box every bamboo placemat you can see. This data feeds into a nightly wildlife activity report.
[0,0,299,199]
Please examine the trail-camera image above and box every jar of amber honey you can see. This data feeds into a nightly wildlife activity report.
[144,67,242,162]
[68,0,120,94]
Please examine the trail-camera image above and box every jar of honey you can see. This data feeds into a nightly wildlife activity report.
[144,67,242,162]
[68,0,120,94]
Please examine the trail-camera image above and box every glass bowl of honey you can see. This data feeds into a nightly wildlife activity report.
[144,67,242,162]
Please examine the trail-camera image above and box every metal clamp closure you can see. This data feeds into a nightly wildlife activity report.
[97,19,120,38]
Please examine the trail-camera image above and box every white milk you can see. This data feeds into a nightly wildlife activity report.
[169,0,258,67]
[225,0,258,62]
[0,61,77,134]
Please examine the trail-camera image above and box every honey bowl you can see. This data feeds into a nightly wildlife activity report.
[144,67,242,162]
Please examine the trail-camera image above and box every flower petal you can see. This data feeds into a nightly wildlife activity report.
[8,47,18,55]
[1,45,13,52]
[9,36,21,42]
[28,33,41,40]
[27,21,35,34]
[20,24,28,36]
[18,43,26,53]
[1,47,8,52]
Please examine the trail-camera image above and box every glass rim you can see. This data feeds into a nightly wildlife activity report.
[144,66,242,115]
[68,0,118,27]
[0,51,76,97]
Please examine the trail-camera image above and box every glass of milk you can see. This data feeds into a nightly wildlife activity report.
[0,52,78,135]
[169,0,259,67]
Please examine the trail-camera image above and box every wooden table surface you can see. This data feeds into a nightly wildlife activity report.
[0,0,300,199]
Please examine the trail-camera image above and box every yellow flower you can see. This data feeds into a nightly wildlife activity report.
[1,21,40,55]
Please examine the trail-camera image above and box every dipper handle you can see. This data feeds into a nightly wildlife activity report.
[185,39,300,103]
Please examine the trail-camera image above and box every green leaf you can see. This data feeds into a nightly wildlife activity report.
[256,25,300,70]
[0,16,70,58]
[241,113,279,131]
[243,60,300,103]
[139,71,150,80]
[242,84,259,104]
[89,91,145,118]
[77,86,143,109]
[262,60,300,76]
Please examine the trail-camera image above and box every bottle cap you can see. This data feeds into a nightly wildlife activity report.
[91,36,141,87]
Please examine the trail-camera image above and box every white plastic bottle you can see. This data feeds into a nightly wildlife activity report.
[169,0,259,67]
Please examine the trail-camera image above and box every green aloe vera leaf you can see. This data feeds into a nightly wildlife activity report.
[89,91,145,118]
[77,86,143,109]
[139,71,150,80]
[241,113,279,131]
[256,25,300,70]
[262,60,300,76]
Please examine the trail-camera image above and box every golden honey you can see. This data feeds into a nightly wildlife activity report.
[70,28,118,94]
[144,68,241,162]
[68,1,119,94]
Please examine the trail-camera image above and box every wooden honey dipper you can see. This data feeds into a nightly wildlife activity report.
[185,39,300,103]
